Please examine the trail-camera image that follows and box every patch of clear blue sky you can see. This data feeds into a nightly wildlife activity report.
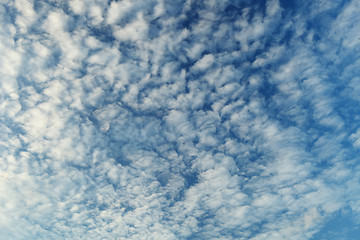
[311,210,360,240]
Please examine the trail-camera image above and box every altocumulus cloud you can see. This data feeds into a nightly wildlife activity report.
[1,0,360,239]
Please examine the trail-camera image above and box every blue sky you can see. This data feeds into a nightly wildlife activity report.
[0,0,360,239]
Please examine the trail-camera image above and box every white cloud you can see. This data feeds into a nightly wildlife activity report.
[88,5,104,26]
[350,129,360,148]
[192,54,215,71]
[1,0,360,239]
[113,13,149,42]
[14,0,36,34]
[69,0,85,15]
[106,0,133,25]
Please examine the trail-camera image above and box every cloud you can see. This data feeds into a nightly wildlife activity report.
[192,54,215,71]
[1,0,360,239]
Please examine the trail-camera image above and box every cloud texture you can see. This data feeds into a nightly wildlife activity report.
[1,0,360,239]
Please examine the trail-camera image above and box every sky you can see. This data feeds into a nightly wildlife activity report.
[0,0,360,239]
